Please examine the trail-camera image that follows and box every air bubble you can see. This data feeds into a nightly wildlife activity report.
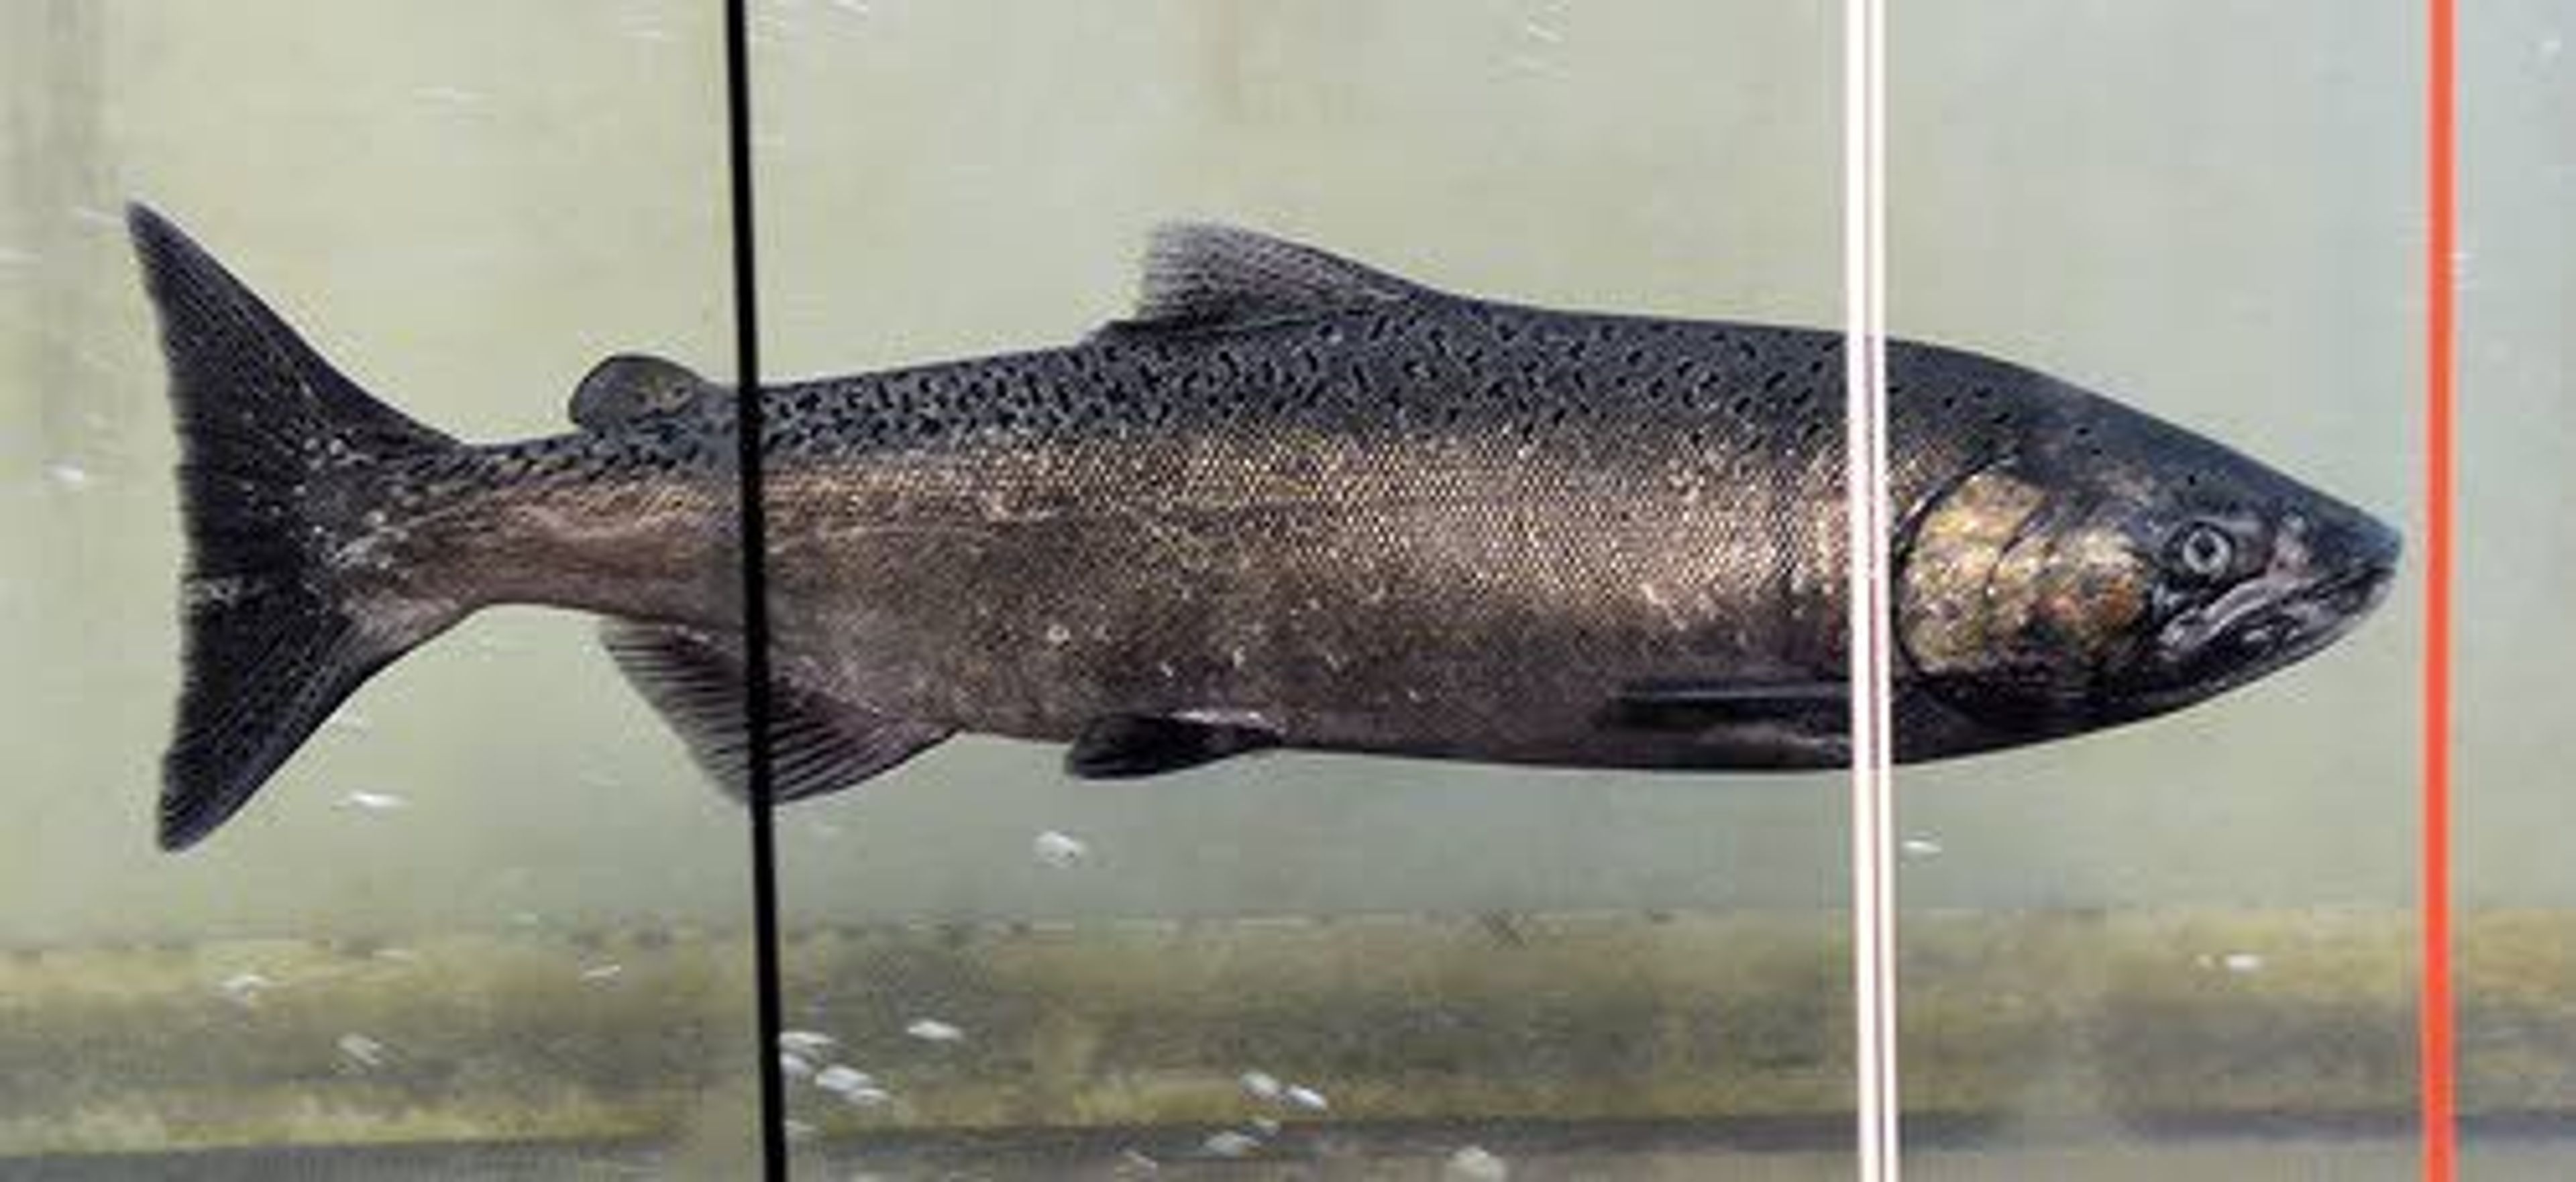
[1032,829,1089,868]
[905,1018,965,1042]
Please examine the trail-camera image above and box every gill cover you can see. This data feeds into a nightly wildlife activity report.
[1897,463,2152,709]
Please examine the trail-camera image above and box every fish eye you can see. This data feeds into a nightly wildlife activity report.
[2170,522,2236,582]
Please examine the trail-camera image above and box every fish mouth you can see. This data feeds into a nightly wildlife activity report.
[2131,521,2400,713]
[2205,557,2394,667]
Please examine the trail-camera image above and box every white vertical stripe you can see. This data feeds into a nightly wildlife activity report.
[1842,0,1900,1177]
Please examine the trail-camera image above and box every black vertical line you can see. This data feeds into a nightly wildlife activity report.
[722,0,789,1177]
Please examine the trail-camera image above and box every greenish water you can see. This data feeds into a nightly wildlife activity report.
[29,1136,2576,1182]
[3,0,2569,1175]
[1,0,764,1171]
[19,1135,2576,1181]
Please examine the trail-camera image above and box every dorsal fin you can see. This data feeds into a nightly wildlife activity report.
[570,354,714,429]
[1094,223,1434,339]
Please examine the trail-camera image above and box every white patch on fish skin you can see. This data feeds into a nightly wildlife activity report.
[1033,829,1089,868]
[1175,706,1277,731]
[1636,580,1690,631]
[905,1018,965,1042]
[1283,1083,1329,1112]
[336,1033,388,1069]
[337,790,407,811]
[179,576,253,611]
[1238,1070,1283,1101]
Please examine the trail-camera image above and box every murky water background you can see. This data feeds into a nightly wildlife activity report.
[2,0,2567,1176]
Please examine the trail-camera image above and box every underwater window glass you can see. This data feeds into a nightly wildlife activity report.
[2455,1,2576,1177]
[0,1,2516,1178]
[741,2,1863,1177]
[1883,1,2437,1176]
[1,2,768,1174]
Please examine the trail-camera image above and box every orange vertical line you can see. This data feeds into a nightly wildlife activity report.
[2422,0,2456,1177]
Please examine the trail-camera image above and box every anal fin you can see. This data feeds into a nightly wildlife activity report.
[1067,713,1281,778]
[602,621,949,803]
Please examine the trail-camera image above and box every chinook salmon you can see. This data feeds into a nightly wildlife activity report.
[129,204,2398,851]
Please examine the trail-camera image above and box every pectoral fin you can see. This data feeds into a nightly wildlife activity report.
[1601,680,1851,765]
[602,621,949,803]
[1066,713,1282,778]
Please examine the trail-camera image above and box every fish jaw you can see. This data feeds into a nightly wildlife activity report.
[2127,497,2400,714]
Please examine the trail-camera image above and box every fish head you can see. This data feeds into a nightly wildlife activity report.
[1896,396,2400,737]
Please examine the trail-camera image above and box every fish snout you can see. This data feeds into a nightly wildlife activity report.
[2358,513,2404,585]
[2247,506,2402,660]
[2308,506,2402,615]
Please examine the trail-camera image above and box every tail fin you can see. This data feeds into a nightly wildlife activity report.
[129,203,464,851]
